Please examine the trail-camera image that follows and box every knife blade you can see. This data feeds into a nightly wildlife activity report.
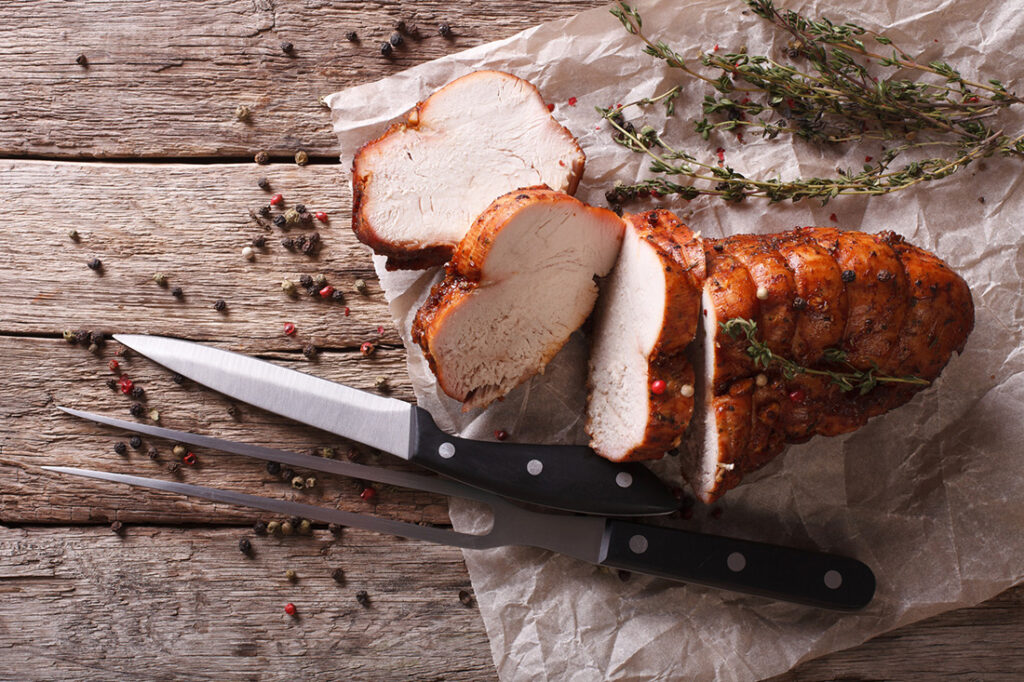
[112,334,678,516]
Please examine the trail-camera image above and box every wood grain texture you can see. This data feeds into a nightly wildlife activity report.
[0,0,605,159]
[0,525,495,681]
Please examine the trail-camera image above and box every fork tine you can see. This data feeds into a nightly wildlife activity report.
[41,466,499,551]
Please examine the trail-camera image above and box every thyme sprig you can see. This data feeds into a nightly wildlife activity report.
[719,318,930,394]
[603,0,1024,204]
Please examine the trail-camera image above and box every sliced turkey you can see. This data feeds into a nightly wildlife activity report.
[412,187,624,410]
[586,210,703,462]
[680,226,974,504]
[352,70,586,270]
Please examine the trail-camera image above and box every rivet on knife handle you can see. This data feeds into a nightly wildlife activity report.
[410,407,678,517]
[598,519,876,610]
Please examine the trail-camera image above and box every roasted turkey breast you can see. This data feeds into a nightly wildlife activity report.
[351,70,585,270]
[681,227,974,503]
[586,210,704,462]
[412,187,625,410]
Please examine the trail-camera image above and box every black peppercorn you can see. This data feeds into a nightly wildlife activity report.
[301,232,320,256]
[69,229,81,242]
[280,41,294,54]
[253,520,268,535]
[281,467,295,481]
[251,235,267,248]
[266,461,282,476]
[113,441,128,456]
[147,446,159,460]
[90,331,105,347]
[130,385,145,400]
[281,237,295,250]
[458,589,475,607]
[299,274,313,289]
[273,215,287,228]
[294,203,306,214]
[110,520,124,535]
[331,567,346,584]
[129,435,142,450]
[792,296,807,310]
[167,461,181,474]
[380,42,393,57]
[331,289,345,302]
[130,402,145,418]
[75,329,91,345]
[346,30,358,42]
[106,378,118,391]
[389,32,403,47]
[171,372,185,385]
[328,523,344,536]
[356,590,370,607]
[393,19,407,33]
[257,177,270,191]
[87,257,102,271]
[841,269,856,283]
[713,243,724,252]
[238,537,253,555]
[171,286,183,298]
[76,54,88,66]
[302,343,317,359]
[438,23,452,38]
[258,205,271,218]
[214,299,227,312]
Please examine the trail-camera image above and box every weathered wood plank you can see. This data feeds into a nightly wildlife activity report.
[0,525,496,681]
[0,335,455,525]
[1,0,605,159]
[0,160,399,349]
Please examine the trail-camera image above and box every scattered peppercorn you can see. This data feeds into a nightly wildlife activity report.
[298,519,312,535]
[182,451,197,466]
[360,486,377,502]
[76,54,88,66]
[90,332,105,347]
[152,272,168,286]
[313,273,327,289]
[294,150,309,166]
[458,589,475,607]
[281,237,295,250]
[234,105,251,122]
[257,177,270,190]
[284,321,296,336]
[650,379,667,395]
[380,41,393,57]
[167,461,181,474]
[617,570,632,582]
[63,330,77,344]
[389,32,403,47]
[304,477,316,489]
[87,258,102,271]
[105,378,118,391]
[393,19,407,32]
[129,435,142,450]
[110,520,124,535]
[214,299,227,312]
[280,521,294,536]
[273,215,287,228]
[328,523,344,537]
[254,151,270,165]
[251,235,267,248]
[291,475,305,490]
[301,232,320,255]
[284,208,301,226]
[242,245,255,261]
[841,269,856,283]
[331,289,345,302]
[113,441,128,456]
[171,372,185,385]
[792,296,807,310]
[354,278,369,294]
[285,568,297,581]
[374,375,388,391]
[74,329,90,345]
[108,359,119,373]
[284,602,297,616]
[318,285,335,299]
[171,286,184,298]
[148,409,160,422]
[253,520,268,535]
[280,41,294,54]
[302,343,317,359]
[280,279,297,297]
[331,567,346,584]
[356,591,370,607]
[438,23,452,37]
[710,507,724,519]
[238,537,253,555]
[69,229,80,242]
[281,468,295,481]
[494,429,508,441]
[360,341,375,357]
[258,205,271,218]
[267,520,281,534]
[147,446,159,460]
[315,211,328,222]
[130,385,145,400]
[172,444,186,457]
[346,30,358,42]
[130,403,145,418]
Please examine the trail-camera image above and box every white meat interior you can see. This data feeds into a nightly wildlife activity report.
[681,287,719,501]
[587,225,667,461]
[430,201,623,408]
[359,72,582,248]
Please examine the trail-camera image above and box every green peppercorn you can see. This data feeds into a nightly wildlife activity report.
[331,567,346,584]
[68,229,80,242]
[298,519,312,535]
[63,330,76,344]
[267,520,281,534]
[280,521,294,536]
[294,150,309,166]
[152,272,168,286]
[285,569,297,581]
[374,375,388,391]
[320,447,335,459]
[291,475,305,490]
[354,278,369,294]
[234,105,251,122]
[313,273,327,289]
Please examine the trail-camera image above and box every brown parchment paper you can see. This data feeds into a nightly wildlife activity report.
[326,1,1024,679]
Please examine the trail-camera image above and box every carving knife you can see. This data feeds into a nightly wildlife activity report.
[112,334,678,516]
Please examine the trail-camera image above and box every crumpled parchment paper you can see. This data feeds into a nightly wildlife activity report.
[326,1,1024,678]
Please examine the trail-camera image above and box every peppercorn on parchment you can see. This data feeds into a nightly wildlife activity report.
[326,1,1024,679]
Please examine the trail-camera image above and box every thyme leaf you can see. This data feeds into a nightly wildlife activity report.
[718,317,930,394]
[604,0,1024,204]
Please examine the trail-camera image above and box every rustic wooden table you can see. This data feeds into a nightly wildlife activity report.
[1,2,1020,680]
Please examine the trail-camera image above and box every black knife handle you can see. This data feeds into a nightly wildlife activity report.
[409,407,677,516]
[599,519,875,610]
